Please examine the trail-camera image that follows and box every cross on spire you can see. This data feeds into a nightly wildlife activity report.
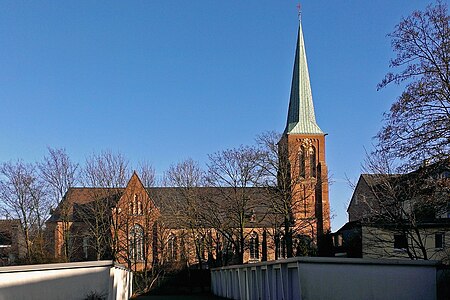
[297,3,302,22]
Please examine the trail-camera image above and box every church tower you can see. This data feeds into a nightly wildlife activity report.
[280,22,330,242]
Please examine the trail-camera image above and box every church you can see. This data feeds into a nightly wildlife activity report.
[46,22,330,269]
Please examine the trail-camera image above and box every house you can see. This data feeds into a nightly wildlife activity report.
[333,160,450,263]
[0,219,25,266]
[46,21,332,268]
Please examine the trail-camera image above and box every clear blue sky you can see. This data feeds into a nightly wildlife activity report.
[0,1,438,230]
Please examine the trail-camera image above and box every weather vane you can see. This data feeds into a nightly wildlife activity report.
[297,3,302,22]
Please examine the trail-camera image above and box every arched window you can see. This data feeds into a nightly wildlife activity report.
[130,224,144,261]
[137,200,143,215]
[195,236,205,261]
[275,233,286,260]
[309,146,316,178]
[168,234,177,261]
[133,194,138,215]
[299,146,306,178]
[249,232,259,260]
[83,236,89,260]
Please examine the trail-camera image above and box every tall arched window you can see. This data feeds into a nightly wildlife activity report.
[168,234,177,261]
[299,146,306,178]
[195,236,205,261]
[249,232,259,260]
[130,224,144,261]
[309,146,316,178]
[275,233,286,260]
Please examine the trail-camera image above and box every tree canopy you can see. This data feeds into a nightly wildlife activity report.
[377,1,450,170]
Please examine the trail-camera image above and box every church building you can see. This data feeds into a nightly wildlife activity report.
[46,22,330,269]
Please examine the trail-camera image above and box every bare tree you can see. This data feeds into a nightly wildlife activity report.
[164,159,208,267]
[80,150,130,260]
[359,150,449,260]
[205,145,264,264]
[138,161,156,188]
[376,0,450,171]
[0,161,49,262]
[38,147,78,207]
[38,147,79,261]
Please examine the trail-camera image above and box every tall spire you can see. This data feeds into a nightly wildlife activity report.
[285,22,323,135]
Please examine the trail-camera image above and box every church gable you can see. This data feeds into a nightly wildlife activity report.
[116,172,159,218]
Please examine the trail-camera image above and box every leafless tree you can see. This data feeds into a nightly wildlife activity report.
[37,147,79,261]
[376,0,450,171]
[38,147,79,207]
[163,159,208,267]
[138,161,156,188]
[205,145,264,264]
[0,161,49,262]
[79,150,130,260]
[360,150,449,260]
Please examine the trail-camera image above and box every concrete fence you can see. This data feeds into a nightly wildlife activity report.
[211,257,439,300]
[0,260,132,300]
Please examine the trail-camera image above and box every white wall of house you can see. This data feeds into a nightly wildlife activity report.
[0,260,132,300]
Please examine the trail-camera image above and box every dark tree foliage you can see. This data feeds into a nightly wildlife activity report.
[377,1,450,170]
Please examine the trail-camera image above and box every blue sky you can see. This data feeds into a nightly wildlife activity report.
[0,1,438,230]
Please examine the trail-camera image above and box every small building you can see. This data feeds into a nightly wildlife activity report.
[0,219,25,265]
[333,160,450,263]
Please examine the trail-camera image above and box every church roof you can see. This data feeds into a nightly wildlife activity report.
[285,23,323,135]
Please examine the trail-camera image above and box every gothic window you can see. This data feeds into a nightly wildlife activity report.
[309,146,316,178]
[299,146,306,178]
[168,234,177,261]
[249,232,259,260]
[130,224,144,261]
[83,236,89,260]
[275,233,286,260]
[137,200,143,215]
[133,195,138,215]
[195,236,205,261]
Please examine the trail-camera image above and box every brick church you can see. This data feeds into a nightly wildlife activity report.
[47,22,330,269]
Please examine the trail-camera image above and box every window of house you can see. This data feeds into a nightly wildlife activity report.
[275,233,286,260]
[167,234,177,261]
[133,195,138,215]
[435,233,444,249]
[138,201,143,215]
[83,236,89,259]
[299,146,306,178]
[309,146,316,178]
[250,209,256,222]
[195,236,205,261]
[333,234,343,247]
[130,224,144,261]
[394,234,408,251]
[249,232,259,260]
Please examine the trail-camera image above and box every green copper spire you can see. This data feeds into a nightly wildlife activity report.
[285,23,323,135]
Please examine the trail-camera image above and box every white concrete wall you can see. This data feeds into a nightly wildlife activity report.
[0,260,132,300]
[211,257,438,300]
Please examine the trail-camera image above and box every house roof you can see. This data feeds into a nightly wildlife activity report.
[47,187,124,222]
[48,185,279,228]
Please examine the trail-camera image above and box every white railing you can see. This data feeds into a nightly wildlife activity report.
[211,257,438,300]
[0,260,132,300]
